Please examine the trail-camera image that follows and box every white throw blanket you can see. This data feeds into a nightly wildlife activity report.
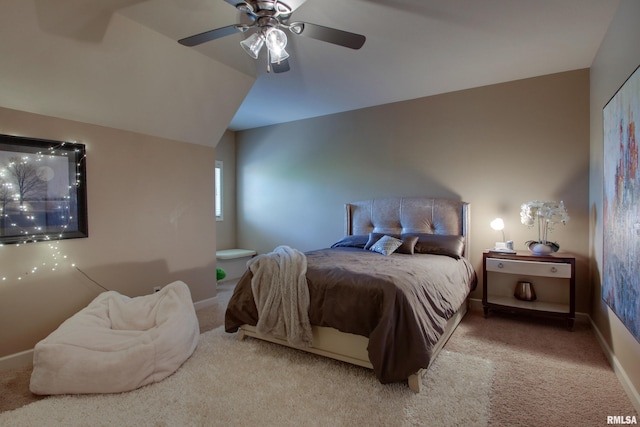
[248,245,313,347]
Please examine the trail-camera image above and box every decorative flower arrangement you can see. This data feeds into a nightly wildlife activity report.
[520,200,570,252]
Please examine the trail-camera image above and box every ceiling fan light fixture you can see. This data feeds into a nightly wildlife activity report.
[269,48,289,63]
[240,32,265,59]
[289,22,304,35]
[264,27,287,55]
[179,0,367,73]
[236,2,253,13]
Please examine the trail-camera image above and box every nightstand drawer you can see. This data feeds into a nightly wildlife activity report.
[485,258,571,278]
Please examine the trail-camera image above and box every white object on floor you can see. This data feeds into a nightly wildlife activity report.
[216,249,256,259]
[29,281,199,395]
[216,248,256,281]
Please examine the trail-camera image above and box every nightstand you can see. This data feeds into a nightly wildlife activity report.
[482,251,575,329]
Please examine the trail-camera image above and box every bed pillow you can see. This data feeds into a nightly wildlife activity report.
[368,235,403,256]
[364,233,382,250]
[365,233,418,255]
[330,234,369,249]
[398,235,419,254]
[402,233,465,259]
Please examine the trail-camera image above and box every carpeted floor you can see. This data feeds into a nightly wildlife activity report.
[0,327,494,426]
[447,310,638,426]
[1,281,637,426]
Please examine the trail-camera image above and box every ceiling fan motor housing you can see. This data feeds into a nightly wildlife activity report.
[237,1,294,25]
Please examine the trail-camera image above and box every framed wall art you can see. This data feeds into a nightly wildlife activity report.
[0,134,88,245]
[602,64,640,343]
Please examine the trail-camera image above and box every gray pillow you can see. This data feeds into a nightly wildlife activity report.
[365,232,418,254]
[331,234,369,249]
[402,233,464,259]
[369,235,403,255]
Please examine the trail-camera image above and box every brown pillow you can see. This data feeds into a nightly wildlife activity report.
[365,233,418,255]
[402,233,464,259]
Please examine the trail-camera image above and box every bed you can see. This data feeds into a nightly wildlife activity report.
[224,197,476,392]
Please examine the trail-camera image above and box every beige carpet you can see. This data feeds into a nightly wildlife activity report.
[447,310,639,426]
[0,327,494,426]
[1,281,638,426]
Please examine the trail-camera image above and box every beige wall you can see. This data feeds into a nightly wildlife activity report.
[0,0,253,147]
[0,107,217,357]
[0,0,252,360]
[589,0,640,410]
[236,69,590,309]
[236,70,590,312]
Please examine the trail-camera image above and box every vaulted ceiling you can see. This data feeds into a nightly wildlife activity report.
[55,0,623,131]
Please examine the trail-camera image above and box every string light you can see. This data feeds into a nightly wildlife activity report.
[1,138,88,284]
[0,139,85,245]
[0,240,81,283]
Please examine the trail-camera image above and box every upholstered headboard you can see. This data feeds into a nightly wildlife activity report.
[345,197,470,259]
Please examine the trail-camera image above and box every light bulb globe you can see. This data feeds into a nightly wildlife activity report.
[265,27,287,54]
[490,218,505,231]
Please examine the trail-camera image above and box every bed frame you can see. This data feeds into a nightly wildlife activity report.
[238,197,471,393]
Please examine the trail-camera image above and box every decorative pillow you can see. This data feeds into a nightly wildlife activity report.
[402,233,465,259]
[364,233,384,250]
[368,235,403,256]
[365,232,418,254]
[331,234,369,249]
[398,235,419,254]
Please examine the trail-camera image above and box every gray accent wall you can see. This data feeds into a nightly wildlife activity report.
[236,69,590,311]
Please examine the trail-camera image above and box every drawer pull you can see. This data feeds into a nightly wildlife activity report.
[551,266,557,273]
[498,262,504,269]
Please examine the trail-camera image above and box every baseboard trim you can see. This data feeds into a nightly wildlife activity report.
[589,316,640,414]
[468,297,482,309]
[0,349,33,372]
[193,296,217,310]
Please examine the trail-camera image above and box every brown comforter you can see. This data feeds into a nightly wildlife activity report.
[225,247,477,383]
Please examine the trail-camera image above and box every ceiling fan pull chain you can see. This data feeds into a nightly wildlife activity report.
[266,49,272,73]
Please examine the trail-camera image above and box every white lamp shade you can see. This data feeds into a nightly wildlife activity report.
[490,218,505,231]
[240,33,264,59]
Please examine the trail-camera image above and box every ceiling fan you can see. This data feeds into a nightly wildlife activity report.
[178,0,366,73]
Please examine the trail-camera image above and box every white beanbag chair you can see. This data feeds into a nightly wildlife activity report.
[30,281,199,395]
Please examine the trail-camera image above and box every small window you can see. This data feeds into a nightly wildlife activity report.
[215,160,223,221]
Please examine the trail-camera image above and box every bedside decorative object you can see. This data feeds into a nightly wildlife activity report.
[489,217,516,253]
[525,240,559,255]
[482,251,575,329]
[520,200,569,255]
[514,281,536,301]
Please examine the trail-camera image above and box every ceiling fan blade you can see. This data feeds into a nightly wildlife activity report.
[224,0,246,8]
[178,25,246,47]
[289,22,365,50]
[271,59,291,73]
